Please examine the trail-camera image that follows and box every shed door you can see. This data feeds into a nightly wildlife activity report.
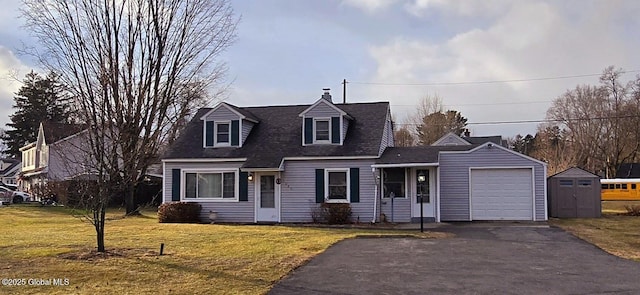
[470,168,534,221]
[575,179,597,218]
[556,179,577,218]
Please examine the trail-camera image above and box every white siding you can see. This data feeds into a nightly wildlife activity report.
[439,146,546,221]
[163,161,254,223]
[280,160,377,223]
[206,106,239,121]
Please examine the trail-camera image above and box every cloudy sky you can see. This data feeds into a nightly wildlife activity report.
[1,0,639,137]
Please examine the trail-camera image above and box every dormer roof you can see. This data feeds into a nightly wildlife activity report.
[299,98,354,120]
[199,102,259,123]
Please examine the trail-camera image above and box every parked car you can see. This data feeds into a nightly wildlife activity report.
[0,186,13,205]
[0,186,31,204]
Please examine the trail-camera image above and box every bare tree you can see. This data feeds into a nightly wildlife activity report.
[545,66,639,177]
[393,126,415,147]
[22,0,238,251]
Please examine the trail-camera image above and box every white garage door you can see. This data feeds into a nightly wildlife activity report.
[471,168,533,221]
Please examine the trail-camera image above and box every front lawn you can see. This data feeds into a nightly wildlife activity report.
[0,205,442,294]
[550,202,640,262]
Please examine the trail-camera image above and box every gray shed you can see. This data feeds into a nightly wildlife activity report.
[548,167,601,218]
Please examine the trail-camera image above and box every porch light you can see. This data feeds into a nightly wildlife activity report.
[418,173,426,183]
[248,173,254,182]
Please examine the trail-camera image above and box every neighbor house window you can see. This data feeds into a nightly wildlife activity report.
[326,169,348,202]
[383,168,405,198]
[185,171,236,200]
[314,119,330,142]
[215,122,230,145]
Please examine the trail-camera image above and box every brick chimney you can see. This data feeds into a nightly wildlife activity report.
[321,88,332,102]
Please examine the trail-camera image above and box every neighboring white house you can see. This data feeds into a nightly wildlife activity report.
[19,122,89,198]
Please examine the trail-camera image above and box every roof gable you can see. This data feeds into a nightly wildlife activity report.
[299,98,352,119]
[432,133,471,146]
[41,121,86,145]
[441,142,548,166]
[550,167,599,178]
[199,102,259,123]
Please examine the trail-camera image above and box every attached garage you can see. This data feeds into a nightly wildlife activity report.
[470,168,534,220]
[439,142,547,222]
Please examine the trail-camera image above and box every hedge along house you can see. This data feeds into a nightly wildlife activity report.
[162,90,548,223]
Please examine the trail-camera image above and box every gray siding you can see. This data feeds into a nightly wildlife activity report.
[380,198,411,222]
[242,121,254,144]
[280,160,377,223]
[305,102,341,118]
[434,134,469,146]
[206,105,240,121]
[342,119,350,142]
[378,112,394,156]
[439,146,547,221]
[163,161,254,222]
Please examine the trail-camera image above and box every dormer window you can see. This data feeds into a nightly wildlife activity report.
[314,119,330,143]
[215,122,230,145]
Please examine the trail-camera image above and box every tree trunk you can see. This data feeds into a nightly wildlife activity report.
[95,204,106,252]
[125,184,138,215]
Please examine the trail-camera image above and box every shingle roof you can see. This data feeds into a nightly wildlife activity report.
[462,136,506,147]
[42,121,86,144]
[376,145,477,165]
[164,102,390,168]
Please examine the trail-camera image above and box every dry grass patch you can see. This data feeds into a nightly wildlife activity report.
[0,205,443,294]
[550,214,640,262]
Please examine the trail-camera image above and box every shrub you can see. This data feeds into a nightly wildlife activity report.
[623,205,640,216]
[310,203,352,224]
[158,202,202,223]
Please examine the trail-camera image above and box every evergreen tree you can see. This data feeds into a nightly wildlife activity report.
[2,71,70,157]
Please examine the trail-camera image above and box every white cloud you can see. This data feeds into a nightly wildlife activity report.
[364,1,639,136]
[0,46,31,130]
[405,0,511,17]
[341,0,398,13]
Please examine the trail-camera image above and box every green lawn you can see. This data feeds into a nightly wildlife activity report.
[0,205,443,294]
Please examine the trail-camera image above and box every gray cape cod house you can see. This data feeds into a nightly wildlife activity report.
[162,90,547,223]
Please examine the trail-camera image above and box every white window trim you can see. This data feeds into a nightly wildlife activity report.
[214,121,231,147]
[381,168,408,199]
[313,117,331,144]
[181,168,239,202]
[325,168,350,203]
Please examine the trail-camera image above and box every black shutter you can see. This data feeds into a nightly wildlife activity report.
[231,120,240,146]
[331,117,340,144]
[171,169,181,201]
[315,169,324,203]
[205,121,214,146]
[239,171,248,201]
[350,168,359,203]
[304,118,313,144]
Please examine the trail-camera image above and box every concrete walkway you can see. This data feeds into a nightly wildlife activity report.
[269,224,640,294]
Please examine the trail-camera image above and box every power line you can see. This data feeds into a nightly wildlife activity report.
[350,70,640,86]
[391,100,553,107]
[395,114,640,126]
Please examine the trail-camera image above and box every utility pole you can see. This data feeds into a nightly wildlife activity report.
[342,79,347,103]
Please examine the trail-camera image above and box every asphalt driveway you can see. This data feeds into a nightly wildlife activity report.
[269,224,640,295]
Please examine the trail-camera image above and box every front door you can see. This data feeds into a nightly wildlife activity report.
[256,173,279,222]
[412,168,436,221]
